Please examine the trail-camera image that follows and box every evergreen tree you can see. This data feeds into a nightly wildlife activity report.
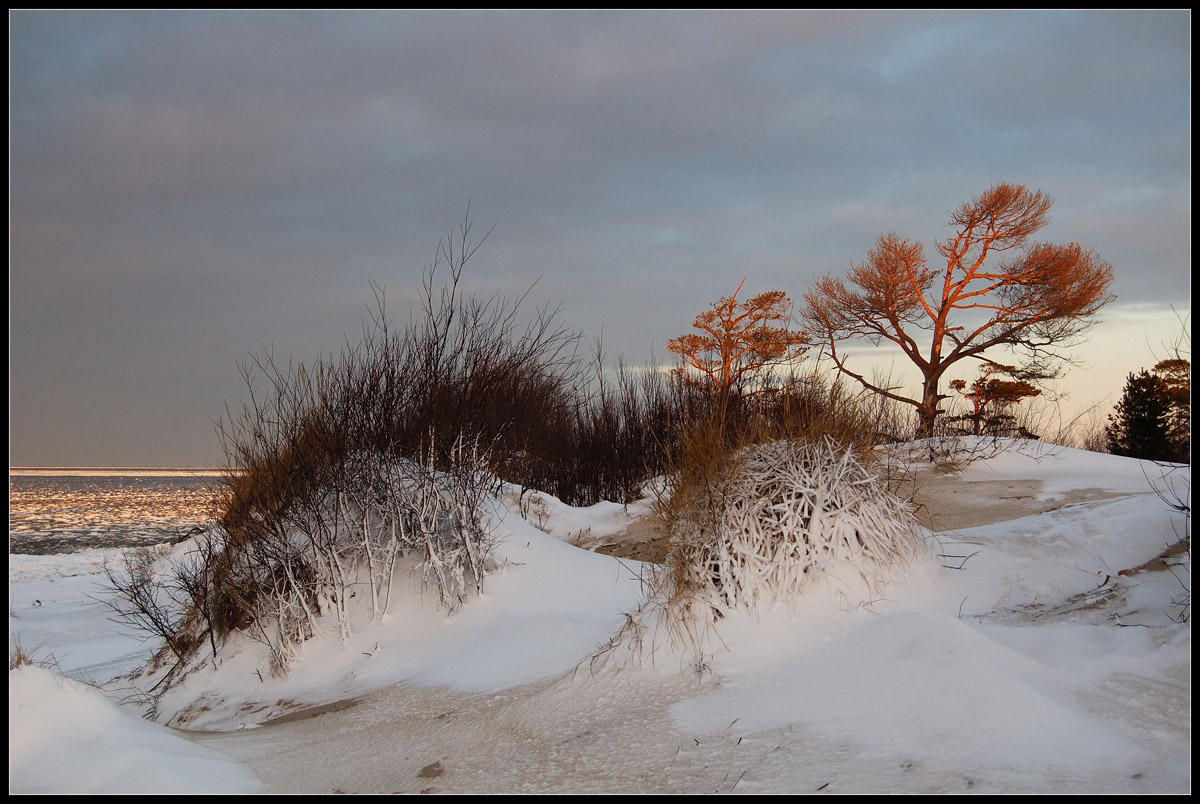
[1106,370,1175,461]
[947,363,1042,438]
[1152,358,1191,463]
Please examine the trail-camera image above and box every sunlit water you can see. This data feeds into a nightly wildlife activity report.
[9,468,225,555]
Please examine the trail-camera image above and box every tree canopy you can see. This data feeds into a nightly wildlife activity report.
[801,183,1116,438]
[668,279,809,418]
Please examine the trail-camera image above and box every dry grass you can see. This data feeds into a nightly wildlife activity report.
[9,634,60,672]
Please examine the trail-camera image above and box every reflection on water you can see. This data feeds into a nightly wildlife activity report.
[9,469,225,555]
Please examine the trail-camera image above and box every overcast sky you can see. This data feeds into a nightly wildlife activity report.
[9,10,1191,467]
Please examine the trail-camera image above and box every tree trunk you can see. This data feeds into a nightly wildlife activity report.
[916,377,941,439]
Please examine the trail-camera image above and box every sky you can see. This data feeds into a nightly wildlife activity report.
[8,441,1192,792]
[9,9,1192,467]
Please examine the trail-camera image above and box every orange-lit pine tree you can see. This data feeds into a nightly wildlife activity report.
[802,184,1115,438]
[667,279,809,421]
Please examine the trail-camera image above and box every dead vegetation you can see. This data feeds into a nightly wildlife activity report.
[589,404,931,675]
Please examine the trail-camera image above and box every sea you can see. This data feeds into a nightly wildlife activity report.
[9,467,226,556]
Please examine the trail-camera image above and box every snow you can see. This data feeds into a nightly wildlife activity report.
[9,440,1191,794]
[9,666,263,794]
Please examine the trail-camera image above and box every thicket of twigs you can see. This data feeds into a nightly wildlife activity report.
[109,219,588,687]
[666,436,929,617]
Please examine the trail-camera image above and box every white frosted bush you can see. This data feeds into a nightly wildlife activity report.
[670,438,930,618]
[588,437,931,676]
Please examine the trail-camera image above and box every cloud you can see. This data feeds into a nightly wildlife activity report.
[9,10,1191,464]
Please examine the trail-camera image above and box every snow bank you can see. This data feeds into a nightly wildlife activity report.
[9,665,263,794]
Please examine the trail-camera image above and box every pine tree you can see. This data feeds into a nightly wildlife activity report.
[801,184,1115,437]
[668,279,809,421]
[1106,370,1174,461]
[947,363,1042,438]
[1152,358,1191,463]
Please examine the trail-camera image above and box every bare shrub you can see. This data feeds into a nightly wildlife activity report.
[209,417,503,676]
[203,217,583,669]
[112,215,558,686]
[1076,410,1113,454]
[529,352,712,507]
[103,546,198,669]
[100,530,231,692]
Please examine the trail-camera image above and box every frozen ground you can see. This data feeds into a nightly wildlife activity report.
[9,439,1191,794]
